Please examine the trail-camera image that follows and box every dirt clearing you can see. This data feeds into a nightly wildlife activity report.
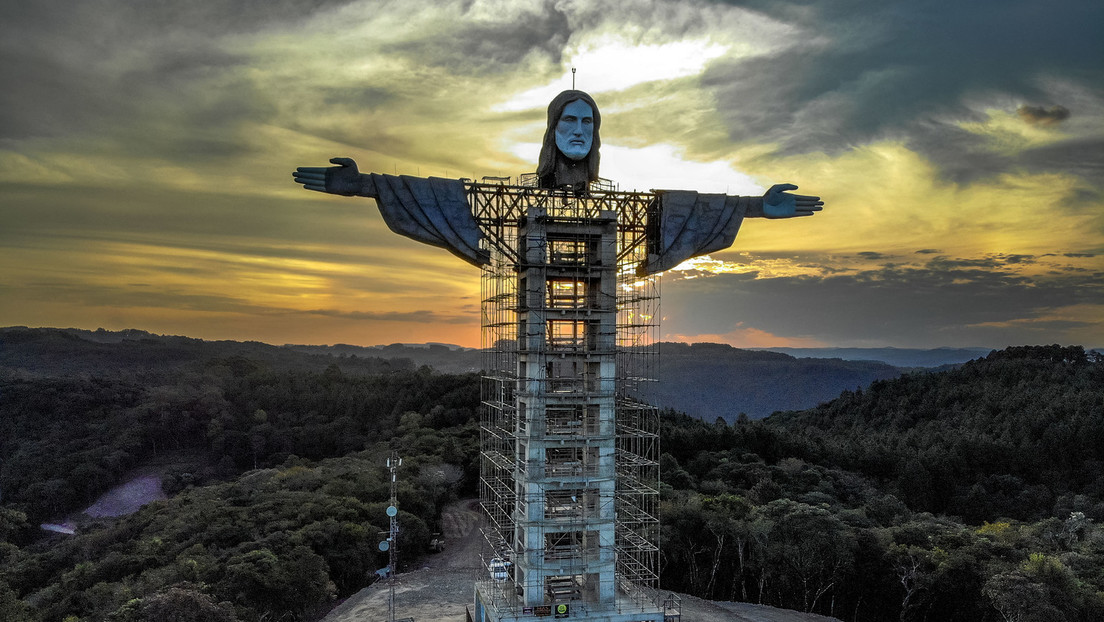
[320,500,840,622]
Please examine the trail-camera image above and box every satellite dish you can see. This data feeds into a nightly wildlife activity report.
[386,505,398,517]
[379,540,390,552]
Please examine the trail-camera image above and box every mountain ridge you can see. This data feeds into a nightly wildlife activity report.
[1,326,1004,420]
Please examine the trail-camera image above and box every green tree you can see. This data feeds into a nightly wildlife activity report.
[221,545,334,620]
[702,494,753,601]
[0,507,29,543]
[0,578,38,622]
[754,500,857,614]
[138,584,237,622]
[984,572,1061,622]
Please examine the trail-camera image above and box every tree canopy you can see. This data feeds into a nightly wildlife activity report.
[2,336,1102,621]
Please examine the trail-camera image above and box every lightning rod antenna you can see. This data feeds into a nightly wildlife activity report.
[572,67,576,89]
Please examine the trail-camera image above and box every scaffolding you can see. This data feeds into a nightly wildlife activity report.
[475,177,666,622]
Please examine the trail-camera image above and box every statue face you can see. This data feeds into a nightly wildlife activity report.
[554,99,594,161]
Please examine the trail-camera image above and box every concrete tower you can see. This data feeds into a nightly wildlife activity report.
[474,180,668,622]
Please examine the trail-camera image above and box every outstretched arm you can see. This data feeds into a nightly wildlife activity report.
[292,157,378,197]
[760,183,823,218]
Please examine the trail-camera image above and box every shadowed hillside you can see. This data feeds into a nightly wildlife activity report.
[658,345,1104,620]
[657,342,904,420]
[0,327,411,377]
[764,344,1104,522]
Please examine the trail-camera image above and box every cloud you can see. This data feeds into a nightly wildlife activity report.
[496,36,727,112]
[0,2,267,147]
[693,1,1104,184]
[661,253,1104,348]
[385,1,571,75]
[304,308,473,324]
[1018,104,1071,126]
[925,255,1038,270]
[857,251,888,260]
[0,180,482,339]
[1016,138,1104,185]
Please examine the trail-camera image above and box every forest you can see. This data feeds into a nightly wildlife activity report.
[2,328,1102,621]
[659,345,1104,620]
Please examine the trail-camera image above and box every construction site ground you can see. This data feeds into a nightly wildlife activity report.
[320,500,841,622]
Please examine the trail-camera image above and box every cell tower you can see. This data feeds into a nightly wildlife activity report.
[379,452,403,622]
[474,176,670,622]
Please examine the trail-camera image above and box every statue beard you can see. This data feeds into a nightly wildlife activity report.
[553,154,590,192]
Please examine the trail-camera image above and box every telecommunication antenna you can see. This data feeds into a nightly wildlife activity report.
[378,452,402,622]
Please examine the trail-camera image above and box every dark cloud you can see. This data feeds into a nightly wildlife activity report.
[2,0,356,40]
[1015,138,1104,185]
[662,254,1103,347]
[387,2,571,74]
[0,183,454,274]
[0,53,113,140]
[915,248,942,254]
[1018,104,1071,126]
[305,308,473,324]
[0,0,312,145]
[926,255,1038,270]
[2,279,471,325]
[319,86,398,112]
[903,124,1104,187]
[2,279,262,315]
[703,1,1103,181]
[897,119,1011,184]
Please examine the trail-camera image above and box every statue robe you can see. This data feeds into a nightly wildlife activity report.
[370,174,489,267]
[368,175,755,275]
[638,191,755,275]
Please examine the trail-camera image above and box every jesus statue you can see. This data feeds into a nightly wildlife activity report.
[292,89,823,274]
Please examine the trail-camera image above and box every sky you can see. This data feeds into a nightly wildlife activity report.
[1,0,1102,350]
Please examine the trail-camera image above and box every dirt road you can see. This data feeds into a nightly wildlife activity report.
[320,500,483,622]
[320,500,840,622]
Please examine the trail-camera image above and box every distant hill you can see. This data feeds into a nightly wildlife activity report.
[286,342,481,373]
[287,340,916,419]
[0,327,411,377]
[2,327,964,420]
[762,346,992,368]
[657,342,904,420]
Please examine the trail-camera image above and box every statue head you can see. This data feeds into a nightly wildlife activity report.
[537,90,601,190]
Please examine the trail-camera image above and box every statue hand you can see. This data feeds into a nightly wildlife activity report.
[762,183,824,218]
[293,157,364,196]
